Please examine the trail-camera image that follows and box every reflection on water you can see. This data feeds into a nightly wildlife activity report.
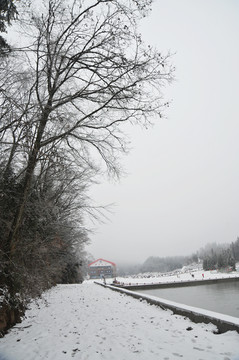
[138,281,239,317]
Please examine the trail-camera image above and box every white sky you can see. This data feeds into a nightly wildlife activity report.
[87,0,239,265]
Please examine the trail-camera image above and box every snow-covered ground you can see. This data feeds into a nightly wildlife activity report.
[113,269,239,286]
[0,278,239,360]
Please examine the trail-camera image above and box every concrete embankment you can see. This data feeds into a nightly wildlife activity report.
[96,280,239,334]
[113,276,239,291]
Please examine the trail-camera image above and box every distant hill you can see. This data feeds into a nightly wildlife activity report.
[117,238,239,276]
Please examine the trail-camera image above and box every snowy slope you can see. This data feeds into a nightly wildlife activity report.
[0,282,239,360]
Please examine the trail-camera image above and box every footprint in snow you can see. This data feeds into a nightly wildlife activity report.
[172,353,183,357]
[193,347,204,352]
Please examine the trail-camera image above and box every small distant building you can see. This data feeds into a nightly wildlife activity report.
[88,258,116,279]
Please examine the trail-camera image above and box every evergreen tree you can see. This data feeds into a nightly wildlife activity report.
[0,0,18,55]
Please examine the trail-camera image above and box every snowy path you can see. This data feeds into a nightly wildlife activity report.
[0,282,239,360]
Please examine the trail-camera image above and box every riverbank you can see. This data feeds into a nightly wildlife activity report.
[113,275,239,292]
[112,270,239,288]
[0,282,239,360]
[103,283,239,334]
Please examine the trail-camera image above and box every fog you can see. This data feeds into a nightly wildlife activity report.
[87,0,239,265]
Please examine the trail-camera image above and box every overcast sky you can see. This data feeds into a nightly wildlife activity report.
[87,0,239,265]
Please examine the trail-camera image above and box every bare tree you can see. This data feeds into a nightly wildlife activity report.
[0,0,173,304]
[0,0,173,332]
[2,0,173,257]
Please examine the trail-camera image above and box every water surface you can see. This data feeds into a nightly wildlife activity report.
[138,281,239,317]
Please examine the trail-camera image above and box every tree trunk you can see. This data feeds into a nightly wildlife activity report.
[7,104,52,258]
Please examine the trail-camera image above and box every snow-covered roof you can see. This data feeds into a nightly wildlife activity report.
[88,258,116,267]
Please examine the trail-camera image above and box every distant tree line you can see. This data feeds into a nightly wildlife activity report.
[139,254,198,274]
[202,238,239,271]
[231,237,239,262]
[119,239,239,276]
[140,239,239,274]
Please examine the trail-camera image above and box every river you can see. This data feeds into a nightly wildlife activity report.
[137,280,239,317]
